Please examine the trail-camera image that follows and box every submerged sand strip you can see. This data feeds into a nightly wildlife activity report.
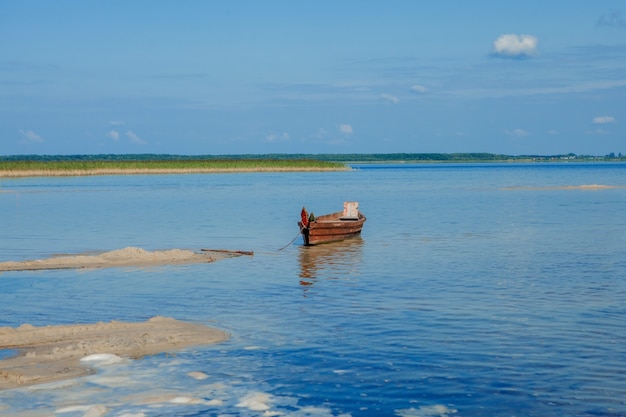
[0,316,229,390]
[0,246,251,272]
[502,184,626,191]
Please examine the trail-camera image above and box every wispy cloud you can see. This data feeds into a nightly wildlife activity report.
[587,128,610,135]
[309,127,351,146]
[19,129,43,143]
[448,79,626,99]
[107,129,120,141]
[339,124,353,135]
[410,84,428,94]
[492,34,538,58]
[265,132,290,142]
[380,93,399,104]
[109,120,125,126]
[527,79,626,95]
[593,116,615,124]
[506,128,529,137]
[126,130,147,145]
[597,10,626,29]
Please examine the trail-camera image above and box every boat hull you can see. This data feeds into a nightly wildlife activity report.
[298,211,366,246]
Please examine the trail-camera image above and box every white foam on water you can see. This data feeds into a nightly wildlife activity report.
[80,353,126,366]
[243,345,262,350]
[187,371,209,380]
[55,404,108,417]
[82,405,108,417]
[395,405,457,417]
[88,375,136,388]
[298,406,352,416]
[207,398,223,406]
[332,369,351,375]
[169,396,205,404]
[56,405,92,413]
[236,391,273,411]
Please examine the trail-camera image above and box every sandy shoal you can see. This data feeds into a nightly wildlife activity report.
[0,316,228,390]
[0,246,249,272]
[502,184,625,191]
[0,166,348,178]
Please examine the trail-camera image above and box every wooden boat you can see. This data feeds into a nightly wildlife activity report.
[298,202,366,246]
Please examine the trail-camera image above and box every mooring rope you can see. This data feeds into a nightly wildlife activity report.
[278,232,301,251]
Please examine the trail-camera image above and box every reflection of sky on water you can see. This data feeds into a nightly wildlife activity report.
[2,165,626,416]
[0,350,17,360]
[298,238,364,289]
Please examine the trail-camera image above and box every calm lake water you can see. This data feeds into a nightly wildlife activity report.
[1,163,626,417]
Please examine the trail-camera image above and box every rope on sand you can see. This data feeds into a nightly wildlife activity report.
[201,249,254,256]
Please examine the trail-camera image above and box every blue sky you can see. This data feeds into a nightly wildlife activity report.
[1,1,625,156]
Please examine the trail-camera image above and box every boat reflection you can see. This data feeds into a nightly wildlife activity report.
[298,237,364,288]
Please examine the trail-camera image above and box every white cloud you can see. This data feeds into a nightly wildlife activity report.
[126,130,147,145]
[265,132,290,142]
[109,120,125,126]
[339,124,353,135]
[593,115,615,124]
[381,93,399,104]
[410,84,428,94]
[492,34,538,58]
[506,128,529,137]
[107,129,120,141]
[19,129,43,143]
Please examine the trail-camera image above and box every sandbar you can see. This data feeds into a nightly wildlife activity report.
[502,184,625,191]
[0,246,251,272]
[0,316,229,390]
[0,166,347,178]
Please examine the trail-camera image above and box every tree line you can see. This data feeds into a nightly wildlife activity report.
[1,152,624,162]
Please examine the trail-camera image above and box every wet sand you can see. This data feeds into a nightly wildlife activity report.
[0,247,249,390]
[0,316,229,390]
[0,246,249,272]
[502,184,625,191]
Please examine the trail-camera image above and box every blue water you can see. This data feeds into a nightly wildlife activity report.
[1,163,626,416]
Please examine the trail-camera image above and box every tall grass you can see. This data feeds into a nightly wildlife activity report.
[0,159,348,177]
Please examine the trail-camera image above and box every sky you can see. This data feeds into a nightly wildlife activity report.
[1,1,625,156]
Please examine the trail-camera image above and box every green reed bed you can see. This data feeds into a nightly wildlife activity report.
[0,159,348,177]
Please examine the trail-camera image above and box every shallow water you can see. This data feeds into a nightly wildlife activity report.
[1,163,626,416]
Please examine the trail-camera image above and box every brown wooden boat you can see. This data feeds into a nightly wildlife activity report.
[298,202,366,246]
